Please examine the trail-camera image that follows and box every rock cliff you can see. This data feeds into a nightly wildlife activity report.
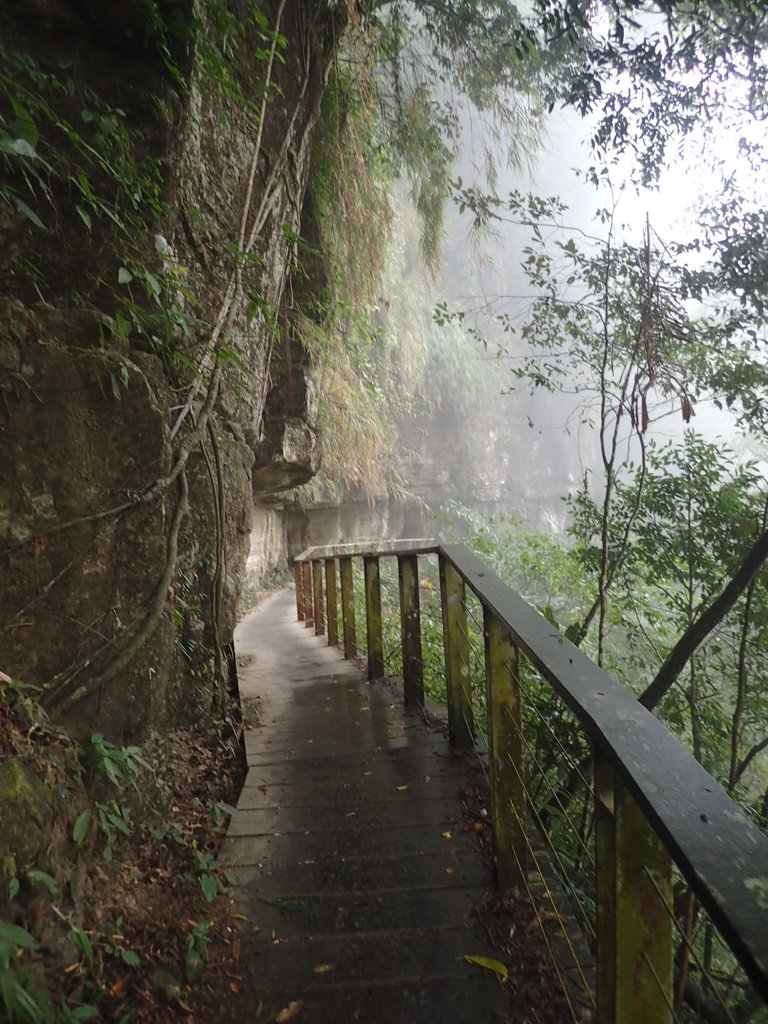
[0,0,346,739]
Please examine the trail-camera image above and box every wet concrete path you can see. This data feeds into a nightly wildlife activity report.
[224,588,509,1023]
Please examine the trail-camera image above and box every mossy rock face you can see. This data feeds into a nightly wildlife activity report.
[0,757,54,895]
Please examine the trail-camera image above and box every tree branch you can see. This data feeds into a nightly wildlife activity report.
[639,524,768,710]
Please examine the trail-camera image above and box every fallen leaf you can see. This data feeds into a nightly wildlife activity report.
[441,831,452,840]
[445,867,454,875]
[464,955,509,984]
[424,775,431,783]
[108,976,129,997]
[345,811,356,818]
[229,981,241,994]
[313,963,335,974]
[153,968,181,1002]
[231,939,241,961]
[396,785,408,791]
[275,1000,304,1022]
[473,821,485,832]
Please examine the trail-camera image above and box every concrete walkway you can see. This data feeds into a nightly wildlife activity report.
[223,588,509,1023]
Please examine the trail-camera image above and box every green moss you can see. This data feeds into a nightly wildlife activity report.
[0,758,54,893]
[8,521,33,545]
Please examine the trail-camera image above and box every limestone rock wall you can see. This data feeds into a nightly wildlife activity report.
[245,507,289,584]
[0,0,345,740]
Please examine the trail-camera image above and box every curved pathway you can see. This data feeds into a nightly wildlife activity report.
[223,588,509,1023]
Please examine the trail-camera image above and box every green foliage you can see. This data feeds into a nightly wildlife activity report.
[185,921,211,984]
[313,47,394,312]
[192,0,287,115]
[0,920,45,1024]
[299,2,545,501]
[85,732,150,791]
[368,1,542,264]
[72,809,92,848]
[441,438,768,810]
[104,926,140,970]
[0,40,165,245]
[0,920,98,1022]
[527,0,768,184]
[191,848,234,904]
[0,0,287,388]
[306,89,508,500]
[0,31,213,399]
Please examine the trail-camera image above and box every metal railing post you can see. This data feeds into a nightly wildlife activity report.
[339,556,357,659]
[312,559,324,636]
[483,607,526,889]
[439,556,473,750]
[363,555,384,680]
[595,754,673,1024]
[398,554,424,706]
[325,558,339,647]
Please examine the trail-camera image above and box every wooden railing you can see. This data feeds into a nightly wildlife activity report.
[293,541,768,1024]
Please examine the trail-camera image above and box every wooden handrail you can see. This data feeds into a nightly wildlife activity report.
[294,538,439,562]
[439,543,768,1001]
[294,540,768,1009]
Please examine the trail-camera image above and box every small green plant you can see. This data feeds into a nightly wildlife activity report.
[150,818,189,846]
[72,808,92,848]
[86,732,150,791]
[0,920,47,1023]
[104,919,140,969]
[192,850,235,903]
[94,801,132,862]
[69,925,94,968]
[75,733,151,859]
[184,920,211,984]
[24,870,58,897]
[210,799,238,827]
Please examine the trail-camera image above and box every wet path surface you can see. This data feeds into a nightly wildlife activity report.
[224,589,509,1023]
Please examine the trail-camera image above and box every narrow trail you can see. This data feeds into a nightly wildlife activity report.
[225,588,510,1022]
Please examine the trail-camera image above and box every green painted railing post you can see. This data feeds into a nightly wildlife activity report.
[398,554,424,706]
[325,558,339,647]
[339,556,357,660]
[294,562,304,621]
[595,755,673,1024]
[312,559,324,636]
[439,557,473,750]
[363,555,384,680]
[302,562,313,628]
[483,607,526,889]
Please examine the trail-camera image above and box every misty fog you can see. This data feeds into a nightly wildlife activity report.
[402,96,768,534]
